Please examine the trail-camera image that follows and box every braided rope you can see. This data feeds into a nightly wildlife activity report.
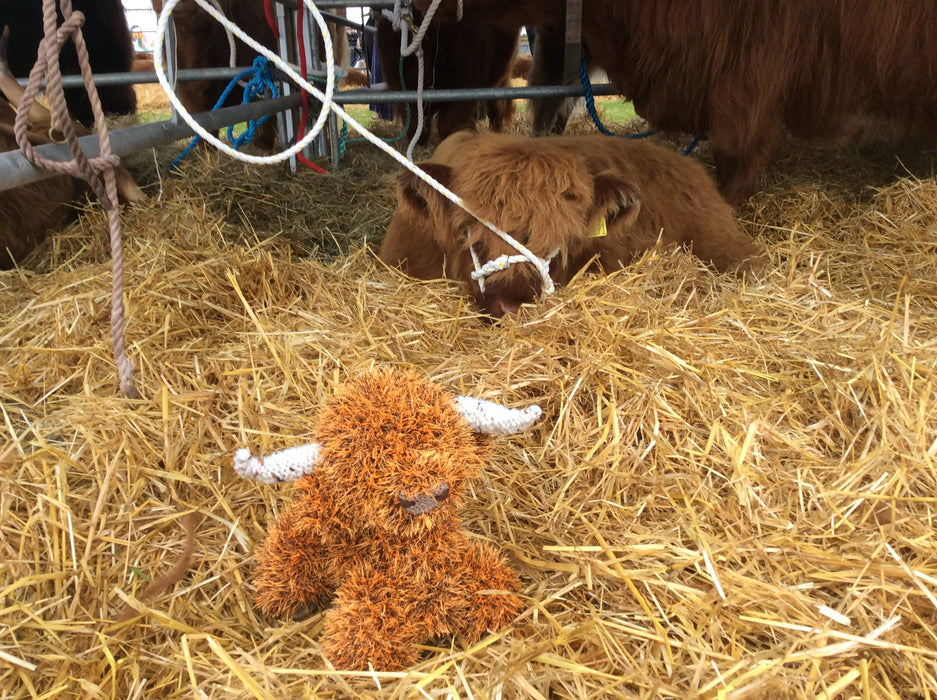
[169,57,280,171]
[383,0,462,159]
[154,0,555,296]
[15,0,137,397]
[470,245,558,295]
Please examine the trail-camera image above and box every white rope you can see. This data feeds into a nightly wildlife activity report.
[470,245,559,294]
[153,0,554,296]
[203,0,237,69]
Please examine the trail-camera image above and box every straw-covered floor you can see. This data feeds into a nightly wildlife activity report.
[2,91,936,698]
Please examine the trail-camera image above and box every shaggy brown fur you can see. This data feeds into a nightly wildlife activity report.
[416,0,937,205]
[376,9,518,143]
[252,369,521,671]
[511,52,532,81]
[0,102,74,268]
[380,131,764,317]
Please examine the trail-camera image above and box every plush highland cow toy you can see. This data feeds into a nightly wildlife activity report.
[235,368,541,670]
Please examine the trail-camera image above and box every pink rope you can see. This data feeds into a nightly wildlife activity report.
[14,0,138,398]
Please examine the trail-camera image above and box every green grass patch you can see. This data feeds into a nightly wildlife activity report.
[597,99,637,124]
[342,104,376,130]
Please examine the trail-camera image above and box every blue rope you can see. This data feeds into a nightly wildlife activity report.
[682,133,705,156]
[580,54,654,140]
[170,56,280,172]
[579,53,707,155]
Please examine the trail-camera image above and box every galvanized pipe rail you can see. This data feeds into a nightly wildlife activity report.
[0,93,300,191]
[0,80,619,192]
[0,2,625,193]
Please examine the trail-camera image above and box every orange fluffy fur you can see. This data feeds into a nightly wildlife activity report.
[252,369,522,670]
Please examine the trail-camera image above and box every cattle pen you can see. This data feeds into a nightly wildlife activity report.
[2,1,937,699]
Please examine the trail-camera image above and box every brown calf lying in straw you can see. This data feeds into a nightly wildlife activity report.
[0,28,145,269]
[380,131,764,317]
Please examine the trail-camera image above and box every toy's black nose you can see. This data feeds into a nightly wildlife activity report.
[397,483,450,514]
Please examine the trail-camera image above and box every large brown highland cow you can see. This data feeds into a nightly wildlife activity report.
[415,0,937,205]
[380,131,764,317]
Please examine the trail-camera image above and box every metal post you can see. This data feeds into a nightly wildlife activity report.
[563,0,583,86]
[0,94,302,192]
[275,2,299,173]
[166,16,181,126]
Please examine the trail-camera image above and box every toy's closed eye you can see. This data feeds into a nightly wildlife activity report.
[397,483,450,514]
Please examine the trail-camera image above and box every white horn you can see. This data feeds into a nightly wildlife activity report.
[234,443,321,484]
[453,396,543,435]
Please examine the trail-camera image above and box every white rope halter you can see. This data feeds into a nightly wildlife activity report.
[469,243,558,294]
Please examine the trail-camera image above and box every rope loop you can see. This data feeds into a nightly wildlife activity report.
[170,56,280,170]
[154,0,556,298]
[228,56,279,148]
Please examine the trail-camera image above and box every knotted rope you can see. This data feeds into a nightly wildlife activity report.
[169,56,281,171]
[15,0,138,397]
[383,0,462,160]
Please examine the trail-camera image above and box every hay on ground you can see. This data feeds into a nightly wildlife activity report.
[1,97,936,699]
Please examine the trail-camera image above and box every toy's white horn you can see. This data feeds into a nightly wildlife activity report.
[453,396,542,435]
[234,443,321,484]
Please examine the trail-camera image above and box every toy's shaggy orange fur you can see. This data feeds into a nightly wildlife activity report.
[252,369,522,670]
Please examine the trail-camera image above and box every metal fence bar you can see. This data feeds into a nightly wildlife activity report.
[0,93,302,192]
[337,83,620,103]
[17,66,620,100]
[0,80,623,191]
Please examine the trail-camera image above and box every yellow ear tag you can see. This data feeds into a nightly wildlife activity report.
[591,216,608,238]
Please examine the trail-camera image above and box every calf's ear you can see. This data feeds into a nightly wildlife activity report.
[591,171,642,230]
[397,162,453,220]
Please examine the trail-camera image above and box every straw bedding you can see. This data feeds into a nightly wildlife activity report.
[1,95,936,698]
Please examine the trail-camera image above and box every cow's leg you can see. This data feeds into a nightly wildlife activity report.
[320,568,428,670]
[447,541,522,642]
[685,223,767,278]
[485,97,514,132]
[252,500,334,621]
[529,23,577,135]
[436,101,481,140]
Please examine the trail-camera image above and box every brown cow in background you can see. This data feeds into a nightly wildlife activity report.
[376,9,518,144]
[415,0,937,205]
[380,131,764,317]
[0,0,136,125]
